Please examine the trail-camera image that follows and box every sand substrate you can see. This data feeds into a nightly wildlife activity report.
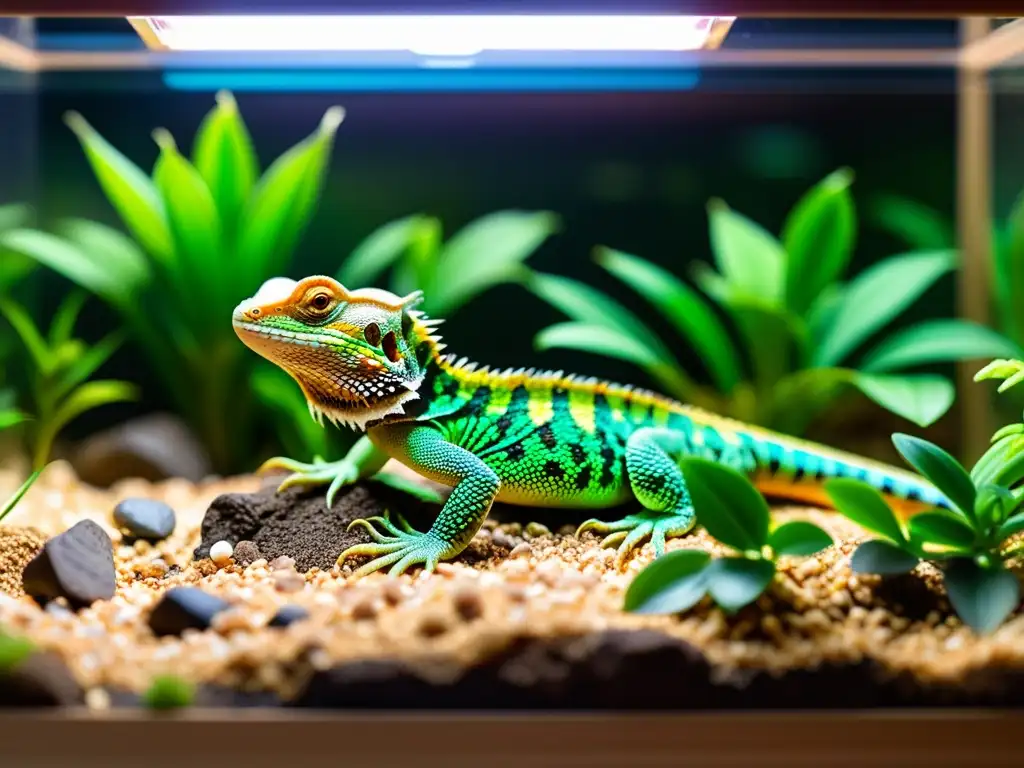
[2,460,1024,710]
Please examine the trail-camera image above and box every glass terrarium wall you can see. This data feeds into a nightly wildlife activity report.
[0,13,1009,481]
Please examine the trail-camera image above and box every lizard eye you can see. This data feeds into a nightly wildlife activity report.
[310,293,331,311]
[364,322,382,347]
[382,331,401,363]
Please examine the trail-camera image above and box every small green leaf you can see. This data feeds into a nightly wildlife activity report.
[943,559,1020,634]
[868,193,953,251]
[850,539,920,575]
[0,468,42,524]
[860,320,1023,373]
[32,380,137,469]
[781,167,857,316]
[63,110,173,264]
[142,674,195,711]
[824,478,907,544]
[0,298,51,375]
[431,211,559,315]
[768,520,833,557]
[338,214,437,288]
[680,458,771,551]
[595,246,743,392]
[706,557,776,613]
[706,199,785,305]
[191,90,259,238]
[623,549,711,614]
[534,322,664,369]
[997,512,1024,542]
[51,332,125,405]
[908,511,976,551]
[0,632,35,674]
[851,372,955,428]
[892,433,975,519]
[236,106,345,282]
[975,484,1016,529]
[0,409,26,431]
[813,250,956,367]
[973,434,1024,489]
[47,291,88,349]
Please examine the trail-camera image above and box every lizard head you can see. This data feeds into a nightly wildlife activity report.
[232,275,436,430]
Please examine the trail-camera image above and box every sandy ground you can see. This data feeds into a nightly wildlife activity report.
[1,460,1024,708]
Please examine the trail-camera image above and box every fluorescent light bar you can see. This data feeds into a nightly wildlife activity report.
[129,15,735,55]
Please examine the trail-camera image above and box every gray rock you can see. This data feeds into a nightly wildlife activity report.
[148,587,230,637]
[21,520,116,610]
[70,412,211,487]
[113,498,176,541]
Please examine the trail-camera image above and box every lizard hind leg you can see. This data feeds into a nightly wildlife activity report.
[577,427,696,568]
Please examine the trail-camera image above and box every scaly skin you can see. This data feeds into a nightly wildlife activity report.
[232,275,952,577]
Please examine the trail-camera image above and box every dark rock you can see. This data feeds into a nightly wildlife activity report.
[148,587,231,637]
[269,604,310,628]
[0,651,85,707]
[112,498,176,542]
[70,412,212,487]
[22,520,116,610]
[233,540,261,566]
[104,684,282,708]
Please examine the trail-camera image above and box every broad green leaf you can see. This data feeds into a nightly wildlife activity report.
[236,106,344,282]
[943,559,1020,634]
[63,111,173,264]
[52,332,125,406]
[0,203,31,232]
[908,511,976,551]
[689,260,733,304]
[54,219,151,299]
[850,539,920,574]
[32,380,137,469]
[0,468,42,524]
[813,250,956,367]
[868,194,953,251]
[431,211,559,315]
[972,433,1024,489]
[623,549,711,614]
[534,322,664,370]
[680,458,771,551]
[706,199,785,305]
[706,557,776,613]
[892,433,975,519]
[824,478,907,543]
[0,298,51,374]
[0,409,26,431]
[974,484,1017,529]
[0,229,132,310]
[595,246,742,392]
[781,167,856,316]
[859,320,1022,373]
[997,511,1024,542]
[851,372,954,428]
[338,214,437,288]
[806,283,845,350]
[191,90,259,238]
[768,520,833,557]
[725,302,793,394]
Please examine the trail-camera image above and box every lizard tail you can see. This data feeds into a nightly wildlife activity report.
[743,433,953,517]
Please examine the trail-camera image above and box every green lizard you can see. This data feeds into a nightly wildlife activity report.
[233,275,951,577]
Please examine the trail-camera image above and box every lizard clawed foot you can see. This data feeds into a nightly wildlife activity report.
[577,510,696,567]
[338,511,451,577]
[258,454,359,508]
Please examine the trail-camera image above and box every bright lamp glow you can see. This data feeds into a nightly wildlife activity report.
[129,15,734,55]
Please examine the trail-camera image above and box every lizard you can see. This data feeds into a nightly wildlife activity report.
[232,275,952,578]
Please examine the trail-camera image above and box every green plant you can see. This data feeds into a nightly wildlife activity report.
[0,468,41,526]
[142,674,195,710]
[338,210,559,318]
[819,359,1024,633]
[0,202,37,429]
[0,629,35,674]
[624,459,833,615]
[527,169,1020,435]
[0,91,344,474]
[0,292,136,469]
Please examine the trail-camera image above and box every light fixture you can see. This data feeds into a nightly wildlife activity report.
[129,15,735,55]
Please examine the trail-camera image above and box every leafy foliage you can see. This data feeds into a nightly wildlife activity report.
[142,674,195,710]
[0,92,344,474]
[0,628,35,674]
[527,169,1020,434]
[0,293,136,469]
[337,209,559,318]
[823,361,1024,633]
[0,202,37,430]
[624,459,832,615]
[0,467,42,526]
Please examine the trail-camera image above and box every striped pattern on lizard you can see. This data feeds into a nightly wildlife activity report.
[232,275,952,577]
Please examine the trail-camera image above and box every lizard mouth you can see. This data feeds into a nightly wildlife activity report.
[233,319,420,430]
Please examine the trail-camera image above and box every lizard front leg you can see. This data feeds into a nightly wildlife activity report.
[259,434,389,508]
[578,427,697,567]
[338,423,500,577]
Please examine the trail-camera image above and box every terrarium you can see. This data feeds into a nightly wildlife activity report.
[0,5,1023,763]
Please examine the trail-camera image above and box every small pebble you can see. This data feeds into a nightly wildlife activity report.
[525,522,550,538]
[269,556,296,571]
[112,498,176,542]
[22,520,116,610]
[491,530,516,550]
[209,540,233,565]
[509,542,532,559]
[269,604,310,628]
[148,587,231,637]
[273,570,305,594]
[233,541,261,567]
[452,586,483,621]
